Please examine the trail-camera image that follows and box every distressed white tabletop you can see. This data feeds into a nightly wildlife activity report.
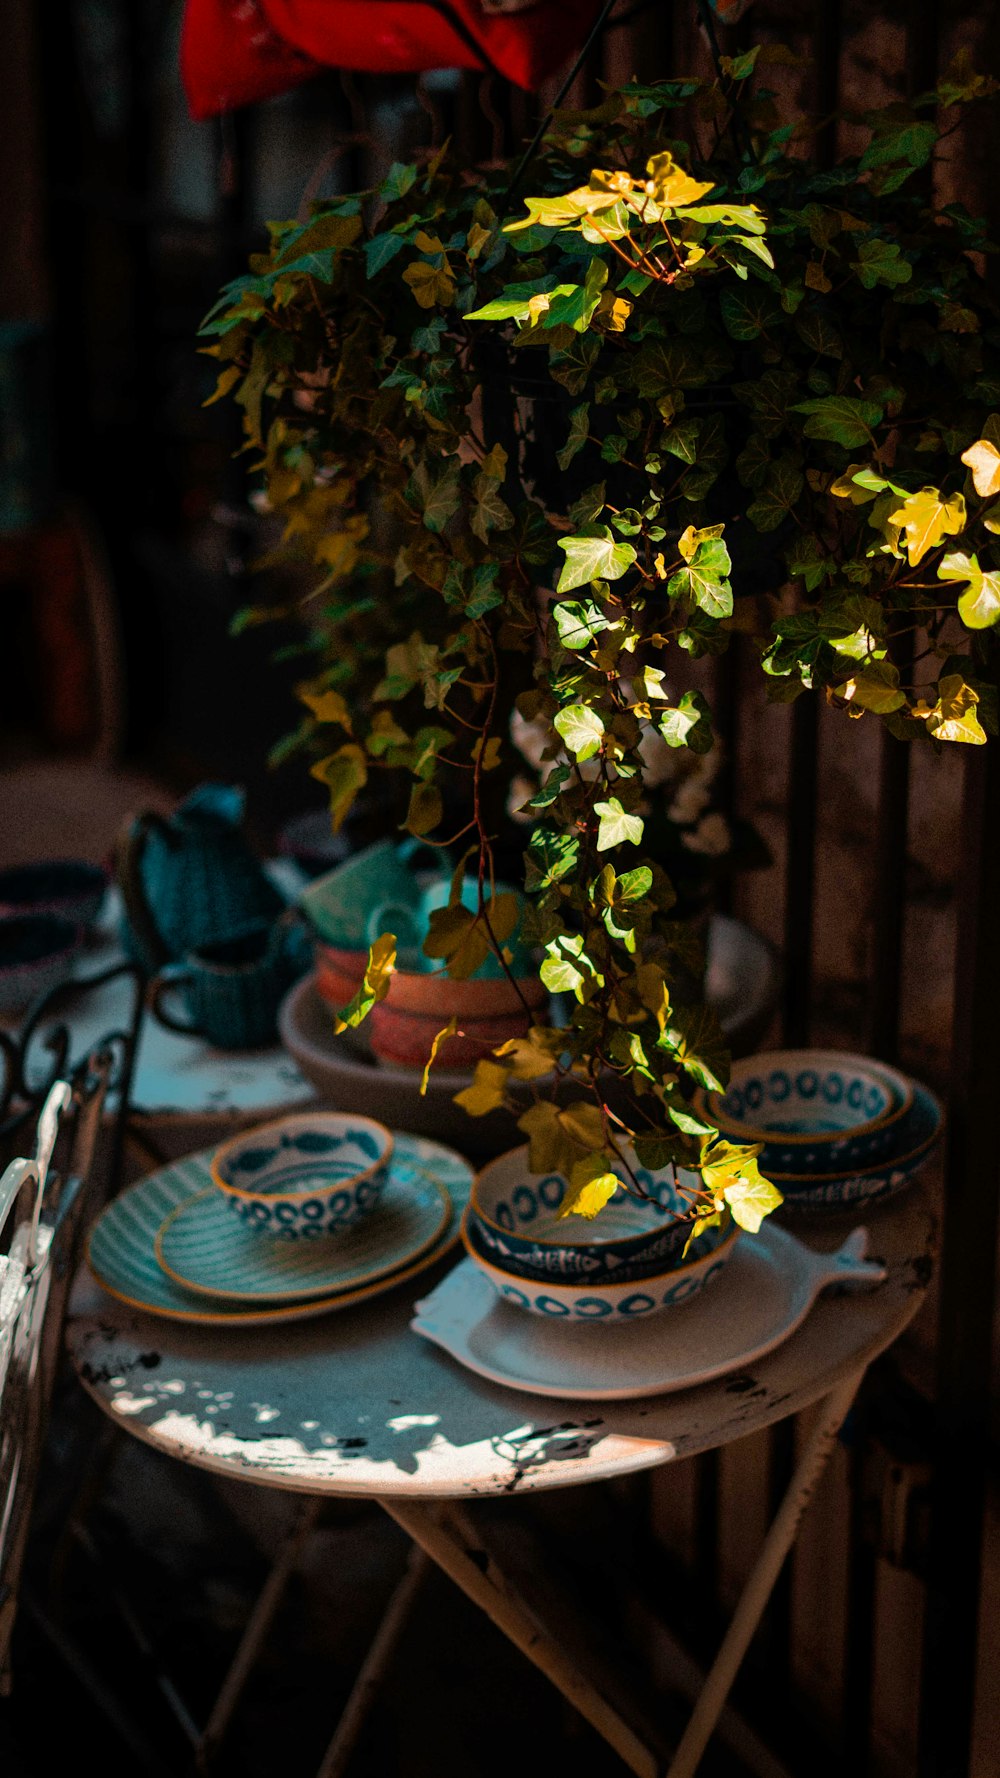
[66,1185,936,1500]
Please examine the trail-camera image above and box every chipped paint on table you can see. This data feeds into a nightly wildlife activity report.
[66,1186,937,1500]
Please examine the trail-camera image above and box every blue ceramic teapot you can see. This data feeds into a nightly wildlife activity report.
[117,784,285,971]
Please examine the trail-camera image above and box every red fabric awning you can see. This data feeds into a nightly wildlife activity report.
[182,0,603,119]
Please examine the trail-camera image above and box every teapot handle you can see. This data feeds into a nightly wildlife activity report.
[147,966,201,1037]
[115,811,174,972]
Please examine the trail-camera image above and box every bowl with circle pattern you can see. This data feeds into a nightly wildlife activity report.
[210,1112,393,1240]
[694,1049,913,1175]
[461,1207,739,1321]
[468,1142,730,1286]
[768,1079,942,1208]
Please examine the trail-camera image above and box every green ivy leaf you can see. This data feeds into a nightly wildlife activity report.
[471,474,514,544]
[554,703,605,760]
[659,690,714,752]
[719,286,781,341]
[404,781,443,836]
[557,404,591,471]
[666,538,733,618]
[467,561,504,618]
[746,461,805,532]
[380,161,418,202]
[555,526,636,593]
[525,829,581,889]
[851,238,913,290]
[546,258,609,332]
[594,798,644,851]
[522,764,571,810]
[791,395,884,448]
[364,232,407,277]
[660,1005,729,1093]
[553,598,610,649]
[939,551,1000,629]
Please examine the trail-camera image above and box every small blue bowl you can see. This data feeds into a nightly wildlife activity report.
[696,1049,913,1175]
[210,1112,393,1240]
[0,859,107,932]
[771,1080,942,1208]
[469,1143,727,1286]
[462,1207,739,1319]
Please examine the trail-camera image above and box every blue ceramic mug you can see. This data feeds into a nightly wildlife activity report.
[148,917,309,1050]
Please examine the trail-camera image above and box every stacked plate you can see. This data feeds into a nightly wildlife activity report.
[694,1049,943,1210]
[87,1121,473,1328]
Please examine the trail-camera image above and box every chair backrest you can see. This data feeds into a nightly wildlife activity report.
[0,1060,113,1688]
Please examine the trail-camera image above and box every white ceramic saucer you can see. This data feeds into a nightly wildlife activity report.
[411,1225,886,1401]
[155,1165,451,1304]
[88,1133,472,1327]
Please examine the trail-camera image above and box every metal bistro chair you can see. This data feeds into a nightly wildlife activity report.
[0,957,143,1699]
[0,1068,109,1686]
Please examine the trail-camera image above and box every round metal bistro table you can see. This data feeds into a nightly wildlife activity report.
[66,1184,936,1778]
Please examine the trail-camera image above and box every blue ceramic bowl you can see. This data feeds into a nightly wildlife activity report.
[462,1207,739,1320]
[771,1080,942,1208]
[469,1143,728,1286]
[210,1112,393,1240]
[0,913,82,1015]
[695,1049,913,1175]
[0,859,107,932]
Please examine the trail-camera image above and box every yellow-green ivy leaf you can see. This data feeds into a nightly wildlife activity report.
[834,660,907,714]
[517,1099,574,1174]
[701,1138,782,1232]
[404,781,442,837]
[594,798,644,851]
[203,365,242,407]
[555,526,636,593]
[886,486,967,567]
[492,1031,560,1082]
[420,1017,459,1095]
[938,551,1000,629]
[961,425,1000,499]
[333,933,396,1032]
[310,743,368,831]
[558,1154,620,1220]
[454,1058,510,1117]
[298,687,353,730]
[554,703,605,761]
[917,674,987,744]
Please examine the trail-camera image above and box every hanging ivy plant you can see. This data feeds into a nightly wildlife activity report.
[202,47,1000,1238]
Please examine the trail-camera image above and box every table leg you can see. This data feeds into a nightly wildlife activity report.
[314,1544,430,1778]
[665,1368,866,1778]
[197,1494,324,1771]
[381,1498,659,1778]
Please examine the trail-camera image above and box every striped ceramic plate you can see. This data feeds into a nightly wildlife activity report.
[87,1133,473,1327]
[156,1167,450,1303]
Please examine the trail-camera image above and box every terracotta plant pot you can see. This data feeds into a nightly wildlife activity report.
[371,969,547,1071]
[314,938,367,1010]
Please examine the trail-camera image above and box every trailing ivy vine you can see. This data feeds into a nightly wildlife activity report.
[202,48,1000,1238]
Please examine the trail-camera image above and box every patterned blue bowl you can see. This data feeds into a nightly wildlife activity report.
[210,1112,393,1240]
[771,1080,942,1208]
[462,1208,739,1320]
[469,1143,727,1286]
[695,1049,913,1175]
